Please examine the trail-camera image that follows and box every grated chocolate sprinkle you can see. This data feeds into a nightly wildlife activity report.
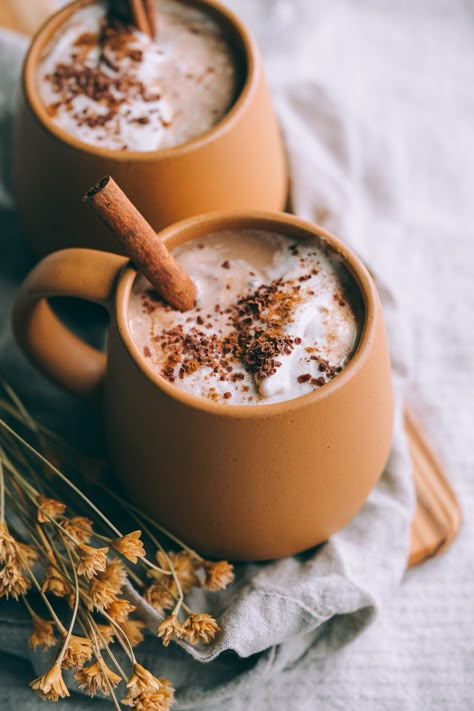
[134,235,359,402]
[146,272,307,385]
[44,19,162,134]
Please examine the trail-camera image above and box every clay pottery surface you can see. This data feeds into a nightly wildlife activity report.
[12,211,393,560]
[13,0,288,256]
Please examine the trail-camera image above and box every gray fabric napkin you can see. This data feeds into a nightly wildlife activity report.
[0,17,413,710]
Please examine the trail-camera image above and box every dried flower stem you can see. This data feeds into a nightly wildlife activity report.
[7,476,73,560]
[126,511,176,581]
[102,550,146,589]
[1,379,231,707]
[100,490,199,617]
[87,533,150,587]
[0,424,47,498]
[133,552,171,579]
[2,459,70,548]
[115,561,145,589]
[0,391,81,460]
[79,587,137,665]
[21,595,36,618]
[91,629,122,710]
[86,615,127,681]
[100,609,138,664]
[0,420,123,538]
[22,562,66,634]
[22,595,47,627]
[34,522,57,561]
[99,487,190,605]
[4,488,57,572]
[3,431,148,589]
[0,447,38,498]
[101,484,203,562]
[126,510,184,612]
[1,380,37,435]
[0,456,4,525]
[56,539,82,666]
[6,474,35,520]
[0,384,56,488]
[35,525,79,599]
[22,597,59,657]
[0,382,67,466]
[19,484,83,548]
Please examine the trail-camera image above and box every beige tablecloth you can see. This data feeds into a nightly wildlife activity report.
[1,0,473,709]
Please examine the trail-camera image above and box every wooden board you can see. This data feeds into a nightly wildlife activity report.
[0,0,461,568]
[406,407,461,566]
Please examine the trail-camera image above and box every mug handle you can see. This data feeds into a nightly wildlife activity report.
[12,249,127,400]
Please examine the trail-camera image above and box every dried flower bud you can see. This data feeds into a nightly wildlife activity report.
[0,561,31,600]
[0,523,19,563]
[105,598,136,624]
[66,592,77,610]
[96,624,115,648]
[36,495,66,523]
[143,584,174,615]
[152,550,200,594]
[181,613,219,645]
[74,658,121,696]
[157,614,184,648]
[28,613,57,650]
[16,542,39,570]
[97,557,127,595]
[158,677,175,699]
[77,543,109,579]
[88,578,117,609]
[61,516,93,544]
[120,619,146,647]
[126,662,162,695]
[42,565,70,597]
[203,560,235,591]
[61,634,93,670]
[111,530,146,563]
[30,661,70,702]
[122,686,175,710]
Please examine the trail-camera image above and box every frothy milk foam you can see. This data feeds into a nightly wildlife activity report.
[129,230,362,405]
[37,0,238,151]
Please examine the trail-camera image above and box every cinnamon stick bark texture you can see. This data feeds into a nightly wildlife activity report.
[142,0,157,38]
[109,0,156,38]
[84,177,196,311]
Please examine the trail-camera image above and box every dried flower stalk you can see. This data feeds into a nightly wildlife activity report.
[0,378,234,706]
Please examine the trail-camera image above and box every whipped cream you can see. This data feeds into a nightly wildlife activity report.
[37,0,238,151]
[129,229,362,405]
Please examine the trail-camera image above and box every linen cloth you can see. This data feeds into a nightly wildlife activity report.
[0,0,473,708]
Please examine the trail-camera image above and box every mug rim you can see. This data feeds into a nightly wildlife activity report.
[113,210,380,417]
[22,0,256,162]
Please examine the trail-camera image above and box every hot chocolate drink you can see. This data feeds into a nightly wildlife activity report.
[36,0,239,151]
[129,230,362,405]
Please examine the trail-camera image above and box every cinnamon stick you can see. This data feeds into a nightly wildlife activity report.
[84,177,196,312]
[142,0,157,38]
[109,0,156,38]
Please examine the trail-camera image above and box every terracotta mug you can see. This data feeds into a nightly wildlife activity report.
[13,0,287,257]
[12,211,393,560]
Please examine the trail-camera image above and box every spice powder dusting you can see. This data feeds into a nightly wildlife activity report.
[129,229,362,405]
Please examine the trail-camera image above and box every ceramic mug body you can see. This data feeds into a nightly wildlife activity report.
[12,212,393,560]
[13,0,288,257]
